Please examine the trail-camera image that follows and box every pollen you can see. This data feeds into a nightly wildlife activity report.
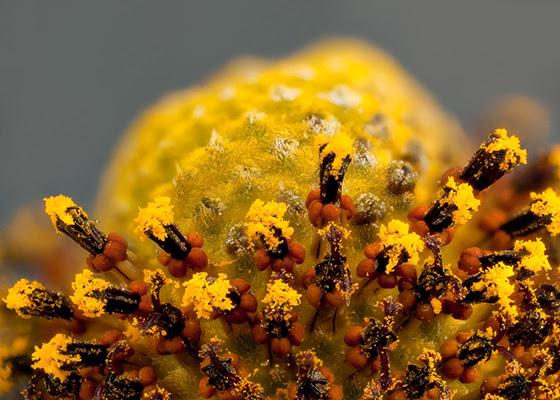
[3,279,40,317]
[245,199,294,250]
[262,277,301,314]
[44,194,85,230]
[441,177,480,225]
[514,238,551,274]
[70,269,110,318]
[182,272,234,319]
[530,188,560,236]
[134,195,175,241]
[377,219,424,273]
[31,334,80,382]
[473,262,517,320]
[484,128,527,171]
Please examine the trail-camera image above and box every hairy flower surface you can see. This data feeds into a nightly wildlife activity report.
[2,39,560,400]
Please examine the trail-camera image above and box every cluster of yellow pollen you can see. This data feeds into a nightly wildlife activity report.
[441,177,480,225]
[44,195,84,230]
[262,277,301,315]
[513,238,551,274]
[485,128,528,171]
[474,262,517,320]
[377,219,424,273]
[31,334,80,381]
[181,272,234,319]
[3,279,42,318]
[70,269,111,318]
[317,131,355,177]
[530,188,560,236]
[245,199,294,249]
[134,195,175,241]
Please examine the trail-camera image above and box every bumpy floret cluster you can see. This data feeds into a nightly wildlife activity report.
[3,40,560,400]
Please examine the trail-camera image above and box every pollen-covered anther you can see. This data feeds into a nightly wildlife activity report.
[288,350,343,400]
[440,330,495,382]
[252,271,304,357]
[358,219,423,291]
[181,272,237,320]
[3,279,73,320]
[305,132,355,227]
[460,128,527,190]
[70,269,141,318]
[422,176,481,234]
[305,223,356,313]
[344,298,401,378]
[499,188,560,238]
[246,199,305,272]
[44,195,108,256]
[31,334,109,382]
[135,197,208,276]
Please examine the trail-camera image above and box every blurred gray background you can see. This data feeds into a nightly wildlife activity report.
[2,1,560,223]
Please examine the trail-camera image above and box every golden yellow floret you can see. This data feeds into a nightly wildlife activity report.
[134,195,175,242]
[182,272,234,319]
[473,262,517,320]
[70,269,111,318]
[31,334,80,382]
[262,277,301,315]
[485,128,527,171]
[377,219,424,273]
[441,177,480,225]
[3,279,43,318]
[530,188,560,236]
[317,131,355,177]
[513,238,551,274]
[44,194,85,231]
[245,199,294,250]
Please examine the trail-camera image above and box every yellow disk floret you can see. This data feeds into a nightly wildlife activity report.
[31,334,80,381]
[317,131,355,177]
[182,272,234,319]
[134,195,175,242]
[530,188,560,236]
[377,219,424,273]
[484,128,527,171]
[513,238,551,274]
[262,277,301,315]
[246,199,294,250]
[44,195,85,231]
[441,177,480,225]
[70,269,110,318]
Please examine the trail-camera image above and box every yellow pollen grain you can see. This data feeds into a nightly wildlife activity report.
[245,199,294,249]
[70,269,111,318]
[134,195,175,242]
[473,262,517,320]
[317,132,355,177]
[31,334,80,382]
[44,195,85,231]
[441,177,480,225]
[530,188,560,236]
[484,128,527,171]
[377,219,424,273]
[182,272,234,319]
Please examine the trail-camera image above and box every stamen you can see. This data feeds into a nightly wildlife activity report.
[424,177,480,232]
[135,196,191,260]
[460,129,527,190]
[500,188,560,237]
[246,199,293,259]
[4,279,73,320]
[44,195,106,255]
[317,133,354,206]
[374,219,424,274]
[70,269,141,318]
